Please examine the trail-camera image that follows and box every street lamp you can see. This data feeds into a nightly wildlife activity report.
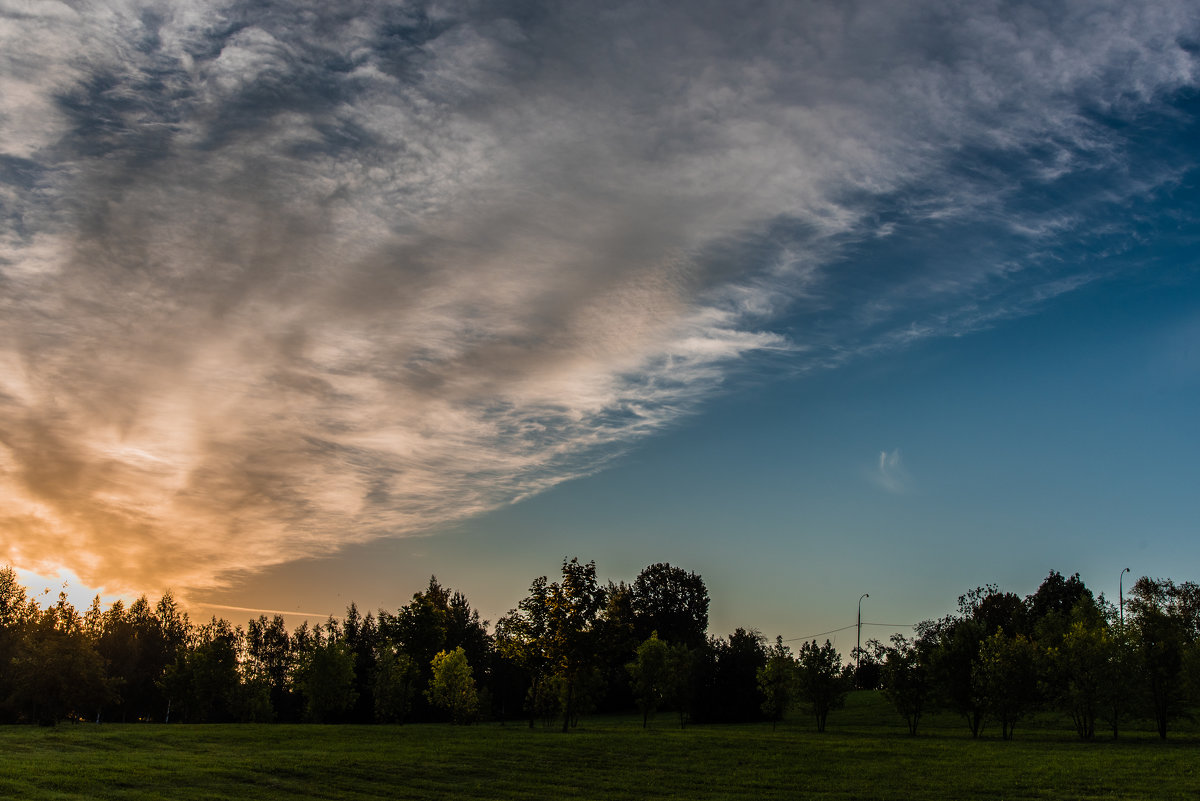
[856,593,869,680]
[1120,567,1130,628]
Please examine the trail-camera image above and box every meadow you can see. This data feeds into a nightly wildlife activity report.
[2,693,1197,800]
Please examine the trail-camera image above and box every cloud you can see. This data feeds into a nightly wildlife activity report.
[0,0,1197,596]
[875,449,912,495]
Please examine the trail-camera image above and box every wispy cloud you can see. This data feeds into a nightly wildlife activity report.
[875,449,912,495]
[0,1,1196,596]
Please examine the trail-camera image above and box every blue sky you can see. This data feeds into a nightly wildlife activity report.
[194,260,1200,646]
[1,1,1198,647]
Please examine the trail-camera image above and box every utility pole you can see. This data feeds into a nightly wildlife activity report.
[856,593,869,681]
[1120,567,1130,628]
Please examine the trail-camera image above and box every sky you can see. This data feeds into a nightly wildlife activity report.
[1,0,1198,650]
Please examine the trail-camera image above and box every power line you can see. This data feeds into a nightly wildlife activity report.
[783,621,918,642]
[783,624,855,642]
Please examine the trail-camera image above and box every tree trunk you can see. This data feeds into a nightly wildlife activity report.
[561,679,573,734]
[967,709,984,738]
[527,675,539,729]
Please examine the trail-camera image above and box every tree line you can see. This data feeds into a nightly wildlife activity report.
[1,562,1197,738]
[851,571,1200,740]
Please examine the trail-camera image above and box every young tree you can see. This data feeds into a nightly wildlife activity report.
[380,577,491,721]
[708,628,768,723]
[374,646,419,724]
[427,647,479,724]
[341,603,381,723]
[922,585,1030,738]
[1183,638,1200,717]
[502,559,605,733]
[94,600,136,721]
[1099,623,1137,739]
[664,641,694,729]
[548,559,606,732]
[245,614,296,721]
[1134,605,1185,739]
[850,638,886,691]
[973,630,1040,740]
[795,639,848,733]
[10,599,114,725]
[1045,610,1112,741]
[925,615,988,737]
[154,591,190,665]
[113,595,173,721]
[1126,576,1196,739]
[0,567,36,722]
[757,636,797,730]
[299,640,358,723]
[496,576,553,729]
[627,632,670,728]
[159,617,242,723]
[881,634,930,735]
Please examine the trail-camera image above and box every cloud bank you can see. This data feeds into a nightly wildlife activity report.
[0,0,1196,594]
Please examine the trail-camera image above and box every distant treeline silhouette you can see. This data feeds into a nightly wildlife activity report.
[0,562,1195,738]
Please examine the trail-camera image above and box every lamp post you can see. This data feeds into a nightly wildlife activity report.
[856,593,869,680]
[1120,567,1130,628]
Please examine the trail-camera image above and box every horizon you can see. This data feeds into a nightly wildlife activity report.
[12,558,1144,658]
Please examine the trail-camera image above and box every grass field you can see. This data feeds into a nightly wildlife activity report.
[2,693,1197,800]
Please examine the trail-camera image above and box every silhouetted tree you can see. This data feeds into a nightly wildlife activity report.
[593,580,639,713]
[1126,577,1192,739]
[850,638,885,690]
[341,603,382,723]
[795,639,848,733]
[501,559,605,732]
[757,636,797,730]
[924,585,1029,738]
[245,614,296,721]
[881,633,931,735]
[373,646,418,723]
[924,613,987,737]
[299,640,357,723]
[160,617,245,723]
[627,632,669,727]
[380,577,490,721]
[496,575,553,728]
[10,596,113,724]
[1027,571,1094,643]
[0,568,36,722]
[664,641,694,729]
[973,629,1040,740]
[548,559,605,732]
[1043,603,1112,740]
[974,590,1029,639]
[710,628,768,723]
[631,563,710,650]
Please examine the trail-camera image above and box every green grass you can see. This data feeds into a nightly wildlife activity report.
[1,694,1197,800]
